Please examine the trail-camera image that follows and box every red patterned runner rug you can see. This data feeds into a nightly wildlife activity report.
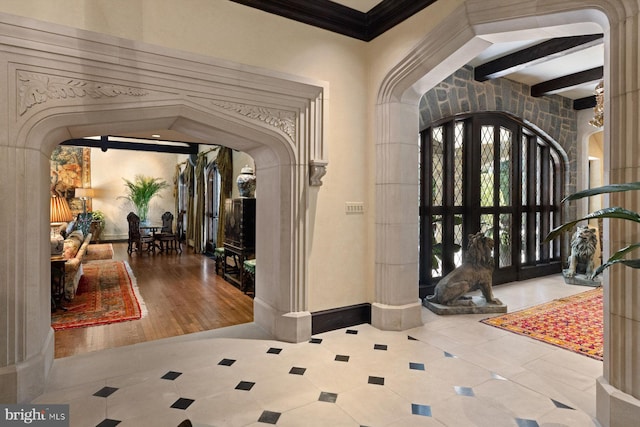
[481,288,603,360]
[51,260,146,330]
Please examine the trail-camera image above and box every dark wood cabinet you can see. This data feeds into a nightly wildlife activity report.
[223,198,255,292]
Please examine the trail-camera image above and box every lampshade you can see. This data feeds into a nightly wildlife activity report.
[75,188,95,199]
[50,195,73,223]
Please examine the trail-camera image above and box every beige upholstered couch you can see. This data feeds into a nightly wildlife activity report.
[60,229,92,300]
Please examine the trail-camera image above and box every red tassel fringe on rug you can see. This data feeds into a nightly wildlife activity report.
[481,288,603,360]
[51,260,145,330]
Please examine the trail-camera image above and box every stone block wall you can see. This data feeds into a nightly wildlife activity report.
[418,65,578,198]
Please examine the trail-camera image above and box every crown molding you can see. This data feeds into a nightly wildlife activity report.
[230,0,437,41]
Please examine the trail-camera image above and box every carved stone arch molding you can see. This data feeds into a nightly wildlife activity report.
[0,13,326,402]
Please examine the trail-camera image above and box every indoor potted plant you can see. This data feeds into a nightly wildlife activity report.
[545,181,640,278]
[89,210,106,242]
[121,175,169,224]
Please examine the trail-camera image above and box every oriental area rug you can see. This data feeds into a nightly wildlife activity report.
[51,260,146,330]
[82,243,114,262]
[481,288,603,360]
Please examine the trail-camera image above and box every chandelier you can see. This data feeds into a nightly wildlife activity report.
[589,80,604,128]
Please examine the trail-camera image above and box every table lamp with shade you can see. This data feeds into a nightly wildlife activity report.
[75,187,95,215]
[50,194,73,255]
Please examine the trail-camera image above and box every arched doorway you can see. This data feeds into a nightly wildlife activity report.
[373,2,640,426]
[0,15,326,402]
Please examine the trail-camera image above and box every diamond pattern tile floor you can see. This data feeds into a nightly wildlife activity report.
[34,275,602,426]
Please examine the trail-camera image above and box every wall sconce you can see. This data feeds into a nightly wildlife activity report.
[75,187,95,214]
[589,80,604,128]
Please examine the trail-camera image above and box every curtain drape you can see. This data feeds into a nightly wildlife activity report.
[184,160,195,249]
[193,152,207,253]
[216,147,233,248]
[173,164,181,234]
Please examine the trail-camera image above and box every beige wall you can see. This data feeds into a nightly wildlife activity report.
[90,148,178,240]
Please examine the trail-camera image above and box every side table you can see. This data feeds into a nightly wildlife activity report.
[50,256,66,311]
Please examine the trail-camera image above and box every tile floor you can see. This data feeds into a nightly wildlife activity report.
[35,275,603,427]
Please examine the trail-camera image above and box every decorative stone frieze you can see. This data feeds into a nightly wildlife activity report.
[18,71,148,115]
[211,100,296,140]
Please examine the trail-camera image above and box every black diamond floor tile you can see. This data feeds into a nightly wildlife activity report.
[409,362,425,371]
[408,335,418,340]
[93,386,118,398]
[235,381,255,391]
[161,371,182,380]
[444,351,457,358]
[218,358,236,366]
[411,403,432,416]
[551,399,574,409]
[335,355,350,362]
[368,376,385,386]
[289,367,306,375]
[171,398,195,410]
[258,410,281,424]
[374,344,388,351]
[515,419,539,427]
[346,329,358,335]
[319,391,338,403]
[454,386,475,396]
[96,420,121,427]
[267,347,282,354]
[309,338,323,344]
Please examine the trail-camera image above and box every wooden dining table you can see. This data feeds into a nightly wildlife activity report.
[139,224,163,252]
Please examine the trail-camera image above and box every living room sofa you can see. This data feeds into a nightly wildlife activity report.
[56,225,92,300]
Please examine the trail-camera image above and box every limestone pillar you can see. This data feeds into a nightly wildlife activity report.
[595,12,640,426]
[0,144,55,403]
[372,100,423,330]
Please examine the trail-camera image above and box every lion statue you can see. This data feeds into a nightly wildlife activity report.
[426,232,502,306]
[566,225,598,278]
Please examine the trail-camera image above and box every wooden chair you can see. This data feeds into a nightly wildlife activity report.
[155,211,182,253]
[127,212,154,254]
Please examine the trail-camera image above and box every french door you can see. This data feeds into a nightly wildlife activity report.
[419,113,563,298]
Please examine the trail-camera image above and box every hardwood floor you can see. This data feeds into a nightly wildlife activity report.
[53,242,254,358]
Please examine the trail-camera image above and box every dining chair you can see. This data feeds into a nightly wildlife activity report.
[126,212,154,254]
[155,211,182,253]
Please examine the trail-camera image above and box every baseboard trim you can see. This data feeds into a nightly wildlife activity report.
[311,303,371,335]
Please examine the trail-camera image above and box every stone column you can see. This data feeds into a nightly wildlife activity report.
[596,14,640,427]
[0,144,54,403]
[372,100,423,330]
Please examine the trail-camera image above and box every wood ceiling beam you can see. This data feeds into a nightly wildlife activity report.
[573,96,597,110]
[62,136,200,154]
[474,34,603,82]
[531,66,603,97]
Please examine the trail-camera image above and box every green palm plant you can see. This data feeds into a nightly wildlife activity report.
[545,181,640,278]
[121,175,169,222]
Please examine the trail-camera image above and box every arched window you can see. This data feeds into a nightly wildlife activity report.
[419,113,563,297]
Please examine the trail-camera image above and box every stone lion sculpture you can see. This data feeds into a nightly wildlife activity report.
[426,232,502,306]
[566,225,598,278]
